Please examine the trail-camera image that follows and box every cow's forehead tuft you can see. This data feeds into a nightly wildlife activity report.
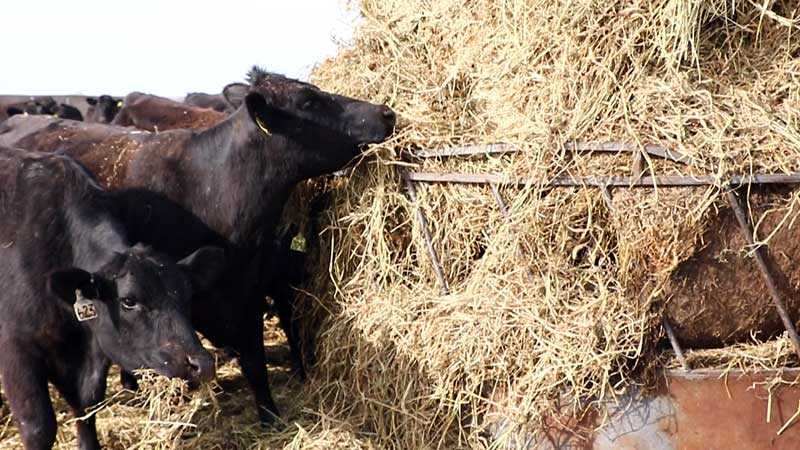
[246,66,316,91]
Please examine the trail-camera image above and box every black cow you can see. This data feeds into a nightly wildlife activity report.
[1,96,56,121]
[184,91,234,113]
[0,146,224,450]
[264,223,310,378]
[53,103,84,121]
[3,97,83,121]
[0,66,396,423]
[85,95,122,123]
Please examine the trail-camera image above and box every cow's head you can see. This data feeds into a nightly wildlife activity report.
[47,245,226,382]
[32,96,58,115]
[222,66,396,177]
[86,95,122,123]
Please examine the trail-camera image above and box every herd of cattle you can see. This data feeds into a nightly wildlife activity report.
[0,66,396,450]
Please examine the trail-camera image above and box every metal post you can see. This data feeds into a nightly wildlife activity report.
[489,183,536,283]
[631,151,645,178]
[726,189,800,361]
[599,185,614,211]
[402,171,450,295]
[662,317,690,371]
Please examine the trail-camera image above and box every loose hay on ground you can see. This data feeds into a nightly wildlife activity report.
[0,318,384,450]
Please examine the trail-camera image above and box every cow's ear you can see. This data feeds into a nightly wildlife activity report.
[86,97,97,106]
[47,268,100,304]
[6,107,24,117]
[244,91,285,137]
[177,246,226,293]
[222,83,249,109]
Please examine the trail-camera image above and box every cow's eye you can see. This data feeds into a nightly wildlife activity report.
[120,297,138,310]
[301,99,315,110]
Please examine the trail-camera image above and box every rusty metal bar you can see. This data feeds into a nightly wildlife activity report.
[402,171,450,295]
[489,183,510,217]
[405,172,800,188]
[668,367,800,379]
[411,141,695,167]
[489,183,536,283]
[662,317,691,371]
[565,142,694,166]
[631,151,645,178]
[599,185,614,211]
[725,189,800,361]
[413,143,519,158]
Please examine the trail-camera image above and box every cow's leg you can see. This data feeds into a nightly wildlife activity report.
[234,317,280,424]
[272,291,306,380]
[0,348,56,450]
[53,355,109,450]
[119,369,139,391]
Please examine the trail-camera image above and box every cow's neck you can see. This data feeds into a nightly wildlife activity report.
[182,108,300,249]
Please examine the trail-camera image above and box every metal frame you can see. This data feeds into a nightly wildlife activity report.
[401,142,800,364]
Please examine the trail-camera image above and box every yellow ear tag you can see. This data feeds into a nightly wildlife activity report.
[290,233,307,253]
[74,290,98,322]
[117,100,124,108]
[255,115,272,136]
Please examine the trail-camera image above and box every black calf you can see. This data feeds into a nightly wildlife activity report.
[0,147,224,450]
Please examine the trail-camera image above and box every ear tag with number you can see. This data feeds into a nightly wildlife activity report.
[290,233,307,253]
[74,289,98,321]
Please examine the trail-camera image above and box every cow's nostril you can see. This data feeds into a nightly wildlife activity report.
[382,106,396,122]
[186,355,215,382]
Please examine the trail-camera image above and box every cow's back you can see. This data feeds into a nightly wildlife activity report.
[0,115,152,189]
[114,94,226,132]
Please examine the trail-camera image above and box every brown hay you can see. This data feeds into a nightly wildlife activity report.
[2,1,800,449]
[303,0,800,448]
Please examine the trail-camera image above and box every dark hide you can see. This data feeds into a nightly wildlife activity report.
[54,104,84,121]
[0,146,224,450]
[0,65,396,424]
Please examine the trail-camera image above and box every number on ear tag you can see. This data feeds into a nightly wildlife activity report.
[73,290,98,321]
[290,234,307,253]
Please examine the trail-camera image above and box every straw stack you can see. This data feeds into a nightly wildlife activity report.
[303,0,800,447]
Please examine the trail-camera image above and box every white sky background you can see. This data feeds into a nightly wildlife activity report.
[0,1,359,97]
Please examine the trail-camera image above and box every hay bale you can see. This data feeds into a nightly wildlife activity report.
[304,0,800,447]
